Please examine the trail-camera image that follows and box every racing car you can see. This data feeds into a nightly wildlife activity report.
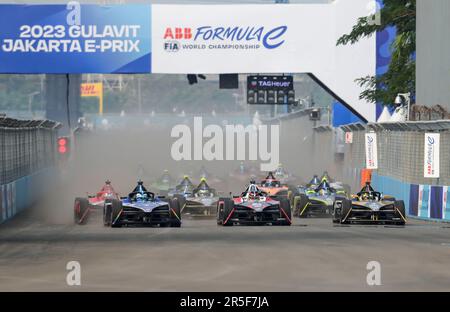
[151,170,175,196]
[259,172,292,200]
[332,182,406,225]
[195,165,227,190]
[273,163,298,185]
[293,177,347,218]
[216,180,291,226]
[103,181,181,227]
[168,176,219,217]
[320,171,351,195]
[73,180,119,225]
[229,162,259,183]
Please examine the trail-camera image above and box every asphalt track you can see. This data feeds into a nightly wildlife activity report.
[1,210,450,291]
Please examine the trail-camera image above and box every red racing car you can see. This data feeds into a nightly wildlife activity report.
[74,180,120,225]
[216,180,292,226]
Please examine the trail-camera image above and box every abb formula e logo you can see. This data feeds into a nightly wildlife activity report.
[163,26,287,52]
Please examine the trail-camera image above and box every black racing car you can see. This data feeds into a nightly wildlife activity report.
[332,183,406,225]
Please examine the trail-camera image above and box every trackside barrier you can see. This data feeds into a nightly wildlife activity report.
[371,173,450,222]
[0,168,56,224]
[0,117,60,224]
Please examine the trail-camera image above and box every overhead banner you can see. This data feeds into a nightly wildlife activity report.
[0,4,151,73]
[424,133,440,178]
[0,2,377,121]
[365,133,378,170]
[152,2,376,121]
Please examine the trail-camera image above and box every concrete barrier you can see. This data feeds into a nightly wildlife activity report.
[0,168,56,224]
[371,173,450,222]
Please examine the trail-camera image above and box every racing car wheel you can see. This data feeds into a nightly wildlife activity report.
[279,198,292,226]
[74,197,89,225]
[109,199,123,228]
[339,199,352,224]
[394,200,406,226]
[296,194,309,218]
[169,198,182,227]
[217,198,234,226]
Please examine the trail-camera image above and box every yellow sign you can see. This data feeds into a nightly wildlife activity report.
[81,82,104,114]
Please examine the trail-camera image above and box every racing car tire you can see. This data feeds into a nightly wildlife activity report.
[394,200,406,226]
[340,199,352,224]
[110,199,123,228]
[288,189,299,205]
[279,198,292,226]
[103,200,112,226]
[216,198,226,225]
[297,194,309,218]
[221,198,234,226]
[173,194,186,214]
[169,198,182,227]
[74,197,89,225]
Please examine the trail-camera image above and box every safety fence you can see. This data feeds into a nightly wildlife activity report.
[340,121,450,187]
[0,117,60,185]
[0,116,60,224]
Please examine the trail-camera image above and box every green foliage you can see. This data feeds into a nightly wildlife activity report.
[0,75,44,111]
[337,0,416,105]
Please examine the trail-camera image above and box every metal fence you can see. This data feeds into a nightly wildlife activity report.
[0,117,60,185]
[340,121,450,186]
[275,109,450,191]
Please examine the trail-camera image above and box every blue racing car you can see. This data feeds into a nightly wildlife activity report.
[103,181,182,227]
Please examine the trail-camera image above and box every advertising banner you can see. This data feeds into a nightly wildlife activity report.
[81,82,102,97]
[345,132,353,144]
[81,82,103,114]
[424,133,440,178]
[365,133,378,170]
[0,4,151,73]
[0,2,377,121]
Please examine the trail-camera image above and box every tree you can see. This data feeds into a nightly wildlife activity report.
[336,0,416,106]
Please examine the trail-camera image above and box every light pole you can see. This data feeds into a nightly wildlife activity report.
[395,92,411,121]
[28,91,40,116]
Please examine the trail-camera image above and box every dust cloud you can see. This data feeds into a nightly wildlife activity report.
[32,112,337,224]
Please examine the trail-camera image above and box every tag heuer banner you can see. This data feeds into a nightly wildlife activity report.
[424,133,440,178]
[365,133,378,170]
[0,2,378,121]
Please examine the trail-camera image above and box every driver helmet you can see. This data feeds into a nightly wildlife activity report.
[135,192,148,202]
[275,164,285,176]
[360,193,370,201]
[310,175,320,186]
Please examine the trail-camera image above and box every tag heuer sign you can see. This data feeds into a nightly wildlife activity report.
[247,75,293,91]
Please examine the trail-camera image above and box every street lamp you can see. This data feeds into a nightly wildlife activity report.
[28,91,40,116]
[395,93,411,121]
